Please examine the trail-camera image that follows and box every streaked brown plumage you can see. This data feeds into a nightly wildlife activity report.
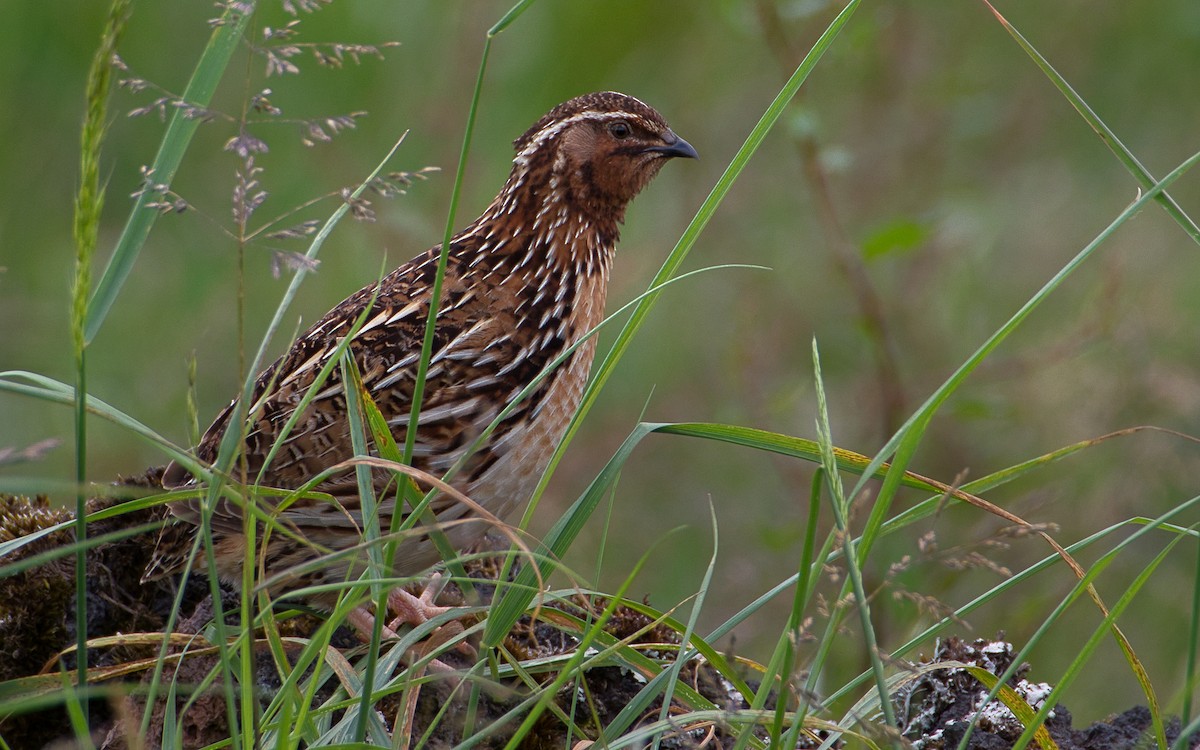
[144,92,696,608]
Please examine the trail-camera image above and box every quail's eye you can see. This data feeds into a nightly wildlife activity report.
[608,120,632,139]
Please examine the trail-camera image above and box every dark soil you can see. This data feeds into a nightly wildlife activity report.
[898,637,1197,750]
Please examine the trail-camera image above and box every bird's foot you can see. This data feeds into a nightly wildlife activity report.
[346,574,476,666]
[385,574,453,632]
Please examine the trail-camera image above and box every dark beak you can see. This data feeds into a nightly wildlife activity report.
[645,131,699,160]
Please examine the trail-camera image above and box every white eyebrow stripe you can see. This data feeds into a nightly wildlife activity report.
[514,110,653,163]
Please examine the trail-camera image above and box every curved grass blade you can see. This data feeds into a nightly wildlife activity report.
[484,413,1039,648]
[0,371,190,470]
[1010,536,1179,750]
[484,421,657,645]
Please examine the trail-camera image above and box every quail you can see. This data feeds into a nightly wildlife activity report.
[144,92,697,627]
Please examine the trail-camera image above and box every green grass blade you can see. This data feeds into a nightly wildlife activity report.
[1187,538,1200,725]
[812,340,896,730]
[242,134,408,439]
[71,0,129,719]
[483,421,658,645]
[403,0,539,474]
[519,0,864,526]
[340,352,386,742]
[1173,715,1200,750]
[486,412,1010,649]
[652,506,719,750]
[60,670,95,749]
[401,42,486,470]
[981,0,1200,245]
[84,1,254,343]
[0,518,162,580]
[499,549,654,750]
[0,371,190,469]
[489,0,538,35]
[824,494,1200,713]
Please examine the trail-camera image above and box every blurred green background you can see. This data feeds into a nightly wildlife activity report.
[3,1,1199,720]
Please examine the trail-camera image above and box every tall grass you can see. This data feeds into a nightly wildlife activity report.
[70,0,131,727]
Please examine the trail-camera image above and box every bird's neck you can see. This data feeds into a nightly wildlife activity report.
[457,176,621,281]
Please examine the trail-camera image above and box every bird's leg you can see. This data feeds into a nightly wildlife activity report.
[346,605,401,641]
